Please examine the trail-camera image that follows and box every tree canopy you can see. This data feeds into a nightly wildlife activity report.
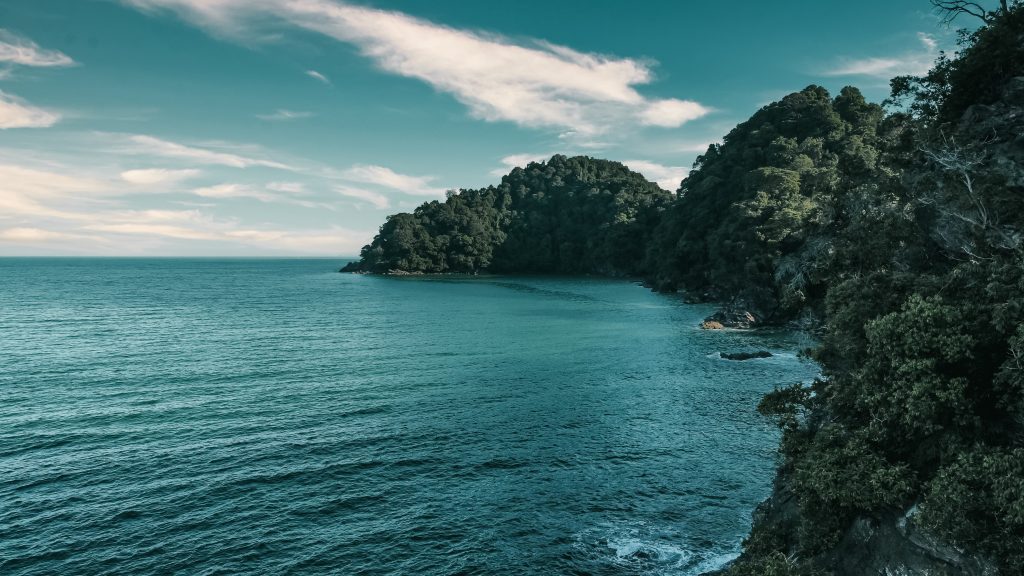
[345,155,670,276]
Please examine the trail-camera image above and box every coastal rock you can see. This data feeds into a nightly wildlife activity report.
[720,351,772,361]
[699,294,770,329]
[701,308,760,329]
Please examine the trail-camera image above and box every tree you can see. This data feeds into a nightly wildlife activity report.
[930,0,1009,24]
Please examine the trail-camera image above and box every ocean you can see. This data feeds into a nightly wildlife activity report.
[0,258,819,575]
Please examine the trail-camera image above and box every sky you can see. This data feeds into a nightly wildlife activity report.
[0,0,987,256]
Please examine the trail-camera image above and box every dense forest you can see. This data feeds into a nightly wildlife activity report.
[344,1,1024,573]
[342,155,670,276]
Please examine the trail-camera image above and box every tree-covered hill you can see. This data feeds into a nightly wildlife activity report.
[342,2,1024,573]
[644,84,897,324]
[342,155,670,275]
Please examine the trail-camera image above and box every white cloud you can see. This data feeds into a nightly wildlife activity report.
[110,134,292,169]
[194,183,276,201]
[623,159,688,191]
[0,29,75,67]
[342,164,445,197]
[490,153,550,177]
[266,181,304,193]
[306,69,330,84]
[83,218,365,253]
[0,164,107,220]
[637,99,710,127]
[221,228,364,253]
[121,168,202,185]
[336,185,389,208]
[122,0,709,134]
[194,182,331,209]
[677,140,717,154]
[824,32,939,79]
[87,222,222,241]
[0,227,97,243]
[918,32,938,52]
[256,108,314,121]
[0,90,60,128]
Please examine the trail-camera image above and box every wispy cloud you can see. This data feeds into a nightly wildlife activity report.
[194,182,332,209]
[490,153,550,177]
[123,0,709,135]
[623,159,688,191]
[256,108,314,121]
[194,183,275,202]
[0,163,118,221]
[121,168,202,185]
[0,29,75,67]
[336,185,389,209]
[306,69,330,84]
[0,90,60,129]
[342,164,446,197]
[0,227,101,243]
[107,133,293,169]
[675,140,717,154]
[266,181,304,193]
[823,32,939,79]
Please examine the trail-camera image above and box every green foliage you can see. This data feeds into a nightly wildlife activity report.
[731,4,1024,571]
[758,382,814,432]
[644,85,888,319]
[855,294,979,441]
[920,446,1024,571]
[792,426,917,551]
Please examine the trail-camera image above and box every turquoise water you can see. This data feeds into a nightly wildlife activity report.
[0,258,819,575]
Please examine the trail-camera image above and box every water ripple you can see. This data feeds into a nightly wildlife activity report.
[0,258,819,575]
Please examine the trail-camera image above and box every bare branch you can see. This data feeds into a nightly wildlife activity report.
[930,0,994,23]
[918,132,1022,258]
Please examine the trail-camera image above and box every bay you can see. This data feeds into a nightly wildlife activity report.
[0,258,819,575]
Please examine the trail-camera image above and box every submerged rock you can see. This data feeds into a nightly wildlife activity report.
[720,351,772,361]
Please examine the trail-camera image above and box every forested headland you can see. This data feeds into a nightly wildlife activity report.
[343,2,1024,573]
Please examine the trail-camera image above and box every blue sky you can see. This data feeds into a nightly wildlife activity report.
[0,0,983,255]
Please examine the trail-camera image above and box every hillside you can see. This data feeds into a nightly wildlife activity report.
[342,3,1024,573]
[341,155,670,276]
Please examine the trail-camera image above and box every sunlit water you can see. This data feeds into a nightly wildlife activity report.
[0,258,819,575]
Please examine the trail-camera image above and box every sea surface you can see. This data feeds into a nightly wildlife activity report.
[0,258,819,575]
